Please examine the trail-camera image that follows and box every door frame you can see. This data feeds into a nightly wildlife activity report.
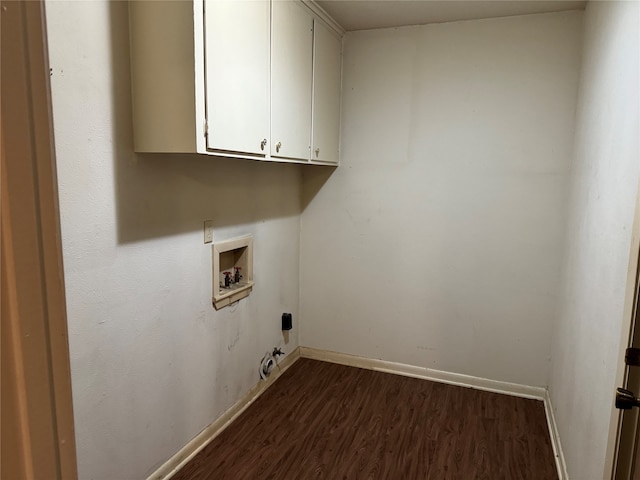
[605,177,640,478]
[1,1,77,478]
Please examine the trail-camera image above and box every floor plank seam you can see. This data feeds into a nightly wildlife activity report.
[151,347,562,480]
[173,357,559,480]
[299,347,564,480]
[299,347,547,400]
[146,348,301,480]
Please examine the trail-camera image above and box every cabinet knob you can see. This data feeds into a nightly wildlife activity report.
[315,148,320,157]
[276,142,282,153]
[260,139,267,151]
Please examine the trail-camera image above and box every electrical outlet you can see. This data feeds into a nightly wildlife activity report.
[204,220,213,244]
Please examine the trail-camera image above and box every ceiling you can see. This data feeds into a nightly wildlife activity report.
[316,0,587,32]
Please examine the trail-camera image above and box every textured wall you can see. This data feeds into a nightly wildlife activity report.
[46,2,301,478]
[300,11,583,387]
[548,2,640,478]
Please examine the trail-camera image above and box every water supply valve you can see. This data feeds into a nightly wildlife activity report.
[259,352,276,380]
[259,348,285,380]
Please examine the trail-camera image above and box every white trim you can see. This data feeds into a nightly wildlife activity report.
[299,347,565,479]
[299,347,546,399]
[148,346,566,480]
[544,390,569,480]
[300,0,345,37]
[193,0,206,154]
[146,348,301,480]
[604,177,640,478]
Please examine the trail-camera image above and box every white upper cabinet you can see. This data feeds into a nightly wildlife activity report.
[129,0,342,165]
[271,1,313,161]
[311,19,342,164]
[129,1,205,154]
[204,0,270,156]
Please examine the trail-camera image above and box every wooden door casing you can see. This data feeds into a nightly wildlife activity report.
[1,1,77,478]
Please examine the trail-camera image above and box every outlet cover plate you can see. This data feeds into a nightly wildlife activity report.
[204,220,213,244]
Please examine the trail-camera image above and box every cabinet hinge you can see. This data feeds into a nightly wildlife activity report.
[204,120,209,138]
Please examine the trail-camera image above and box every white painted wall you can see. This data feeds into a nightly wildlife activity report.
[300,11,583,387]
[45,0,638,476]
[45,2,301,479]
[548,2,640,478]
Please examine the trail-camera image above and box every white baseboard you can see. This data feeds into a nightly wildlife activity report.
[299,346,546,399]
[147,346,566,480]
[299,347,565,479]
[146,347,301,480]
[543,390,569,480]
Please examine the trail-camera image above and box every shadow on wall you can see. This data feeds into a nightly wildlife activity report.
[107,1,334,245]
[302,165,336,211]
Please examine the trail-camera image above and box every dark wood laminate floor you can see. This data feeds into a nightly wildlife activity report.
[173,358,557,480]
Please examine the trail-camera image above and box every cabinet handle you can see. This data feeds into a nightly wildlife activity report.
[260,139,267,151]
[315,148,320,157]
[276,142,282,153]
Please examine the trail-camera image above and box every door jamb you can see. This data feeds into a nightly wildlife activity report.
[1,1,78,478]
[605,177,640,478]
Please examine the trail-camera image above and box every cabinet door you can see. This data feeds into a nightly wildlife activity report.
[271,1,313,161]
[204,0,270,156]
[311,20,341,164]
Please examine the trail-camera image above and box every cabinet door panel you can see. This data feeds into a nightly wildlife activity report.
[271,1,313,161]
[205,0,269,156]
[312,20,341,164]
